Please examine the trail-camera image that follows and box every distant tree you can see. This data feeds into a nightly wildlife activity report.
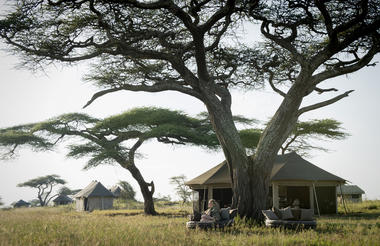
[58,186,80,196]
[153,194,172,202]
[28,199,40,207]
[0,107,222,215]
[170,175,192,204]
[280,119,349,156]
[0,196,3,206]
[17,175,66,207]
[240,119,349,156]
[118,181,136,201]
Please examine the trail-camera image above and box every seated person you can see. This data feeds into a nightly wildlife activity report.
[200,199,221,222]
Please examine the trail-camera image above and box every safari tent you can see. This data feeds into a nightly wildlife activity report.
[13,199,30,208]
[53,194,73,206]
[110,185,121,198]
[337,185,365,203]
[186,152,346,214]
[74,181,114,211]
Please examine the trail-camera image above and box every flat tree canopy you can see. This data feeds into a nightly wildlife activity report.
[0,0,379,220]
[17,174,66,207]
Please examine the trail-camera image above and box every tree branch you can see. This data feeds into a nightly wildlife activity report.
[83,88,124,108]
[267,69,286,97]
[83,82,203,109]
[311,42,379,85]
[314,87,338,94]
[298,90,354,116]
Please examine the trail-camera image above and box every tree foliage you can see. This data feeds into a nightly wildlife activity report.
[17,174,66,207]
[170,175,192,204]
[280,119,349,156]
[58,186,80,196]
[240,118,349,156]
[118,181,136,201]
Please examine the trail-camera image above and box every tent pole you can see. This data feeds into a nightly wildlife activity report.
[312,183,321,217]
[202,187,206,212]
[339,183,348,214]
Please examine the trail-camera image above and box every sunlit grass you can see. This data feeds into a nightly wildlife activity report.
[1,200,379,246]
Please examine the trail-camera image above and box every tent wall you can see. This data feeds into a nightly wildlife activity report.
[76,197,113,211]
[314,186,337,214]
[87,197,113,211]
[76,198,85,211]
[338,194,363,203]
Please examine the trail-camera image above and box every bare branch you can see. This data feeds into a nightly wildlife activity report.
[53,134,66,145]
[83,88,123,109]
[268,70,286,97]
[83,81,202,109]
[298,90,354,116]
[314,87,338,94]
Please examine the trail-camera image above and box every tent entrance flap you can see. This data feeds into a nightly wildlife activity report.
[212,188,233,208]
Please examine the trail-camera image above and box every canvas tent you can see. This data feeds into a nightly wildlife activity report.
[337,185,365,203]
[13,199,30,208]
[110,185,121,198]
[74,181,114,211]
[53,194,73,206]
[186,152,345,214]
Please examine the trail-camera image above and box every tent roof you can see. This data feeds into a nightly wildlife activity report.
[186,152,345,186]
[336,185,365,195]
[53,194,73,203]
[14,199,30,206]
[110,185,121,197]
[74,181,114,198]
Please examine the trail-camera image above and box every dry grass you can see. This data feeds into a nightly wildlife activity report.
[0,200,379,246]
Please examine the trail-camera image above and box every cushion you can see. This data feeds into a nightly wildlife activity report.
[272,207,282,219]
[279,206,294,220]
[220,208,230,220]
[300,209,314,221]
[291,209,301,220]
[262,209,279,220]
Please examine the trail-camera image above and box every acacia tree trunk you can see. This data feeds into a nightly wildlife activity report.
[128,165,157,215]
[113,142,157,215]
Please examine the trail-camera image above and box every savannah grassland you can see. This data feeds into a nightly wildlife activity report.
[1,201,380,246]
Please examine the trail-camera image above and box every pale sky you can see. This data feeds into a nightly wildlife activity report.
[0,2,379,207]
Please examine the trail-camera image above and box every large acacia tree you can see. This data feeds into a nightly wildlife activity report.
[0,0,379,220]
[0,107,219,214]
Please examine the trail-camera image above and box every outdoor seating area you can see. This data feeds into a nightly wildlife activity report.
[262,207,317,229]
[186,208,238,229]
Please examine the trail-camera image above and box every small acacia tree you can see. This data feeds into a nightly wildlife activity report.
[170,175,192,204]
[17,174,66,207]
[0,107,221,215]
